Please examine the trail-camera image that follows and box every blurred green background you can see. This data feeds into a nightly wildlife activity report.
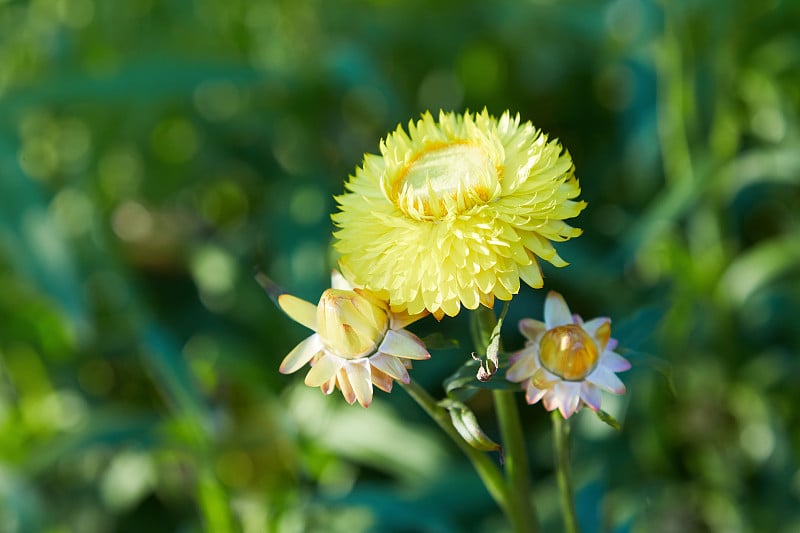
[2,0,800,531]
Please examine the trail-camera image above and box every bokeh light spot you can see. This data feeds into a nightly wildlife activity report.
[151,118,199,164]
[739,421,774,462]
[59,118,92,165]
[19,138,59,181]
[98,145,144,200]
[111,201,153,242]
[751,107,786,143]
[288,185,325,226]
[190,245,238,300]
[50,188,93,237]
[100,451,156,511]
[21,390,87,432]
[194,80,243,122]
[290,241,326,285]
[200,179,249,228]
[56,0,95,29]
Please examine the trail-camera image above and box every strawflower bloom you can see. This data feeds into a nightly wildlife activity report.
[333,109,586,319]
[506,291,631,418]
[278,271,430,407]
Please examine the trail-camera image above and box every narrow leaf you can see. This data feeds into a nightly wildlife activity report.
[594,409,622,431]
[420,332,460,350]
[439,399,501,452]
[254,269,286,306]
[469,305,497,354]
[469,302,509,382]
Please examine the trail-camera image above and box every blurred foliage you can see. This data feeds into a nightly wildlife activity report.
[1,0,799,532]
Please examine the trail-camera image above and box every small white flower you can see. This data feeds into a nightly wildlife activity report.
[278,271,430,407]
[506,291,631,418]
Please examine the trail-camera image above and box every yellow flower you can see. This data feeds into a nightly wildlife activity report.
[506,291,631,418]
[278,271,430,407]
[332,109,586,319]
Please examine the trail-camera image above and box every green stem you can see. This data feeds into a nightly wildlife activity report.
[494,390,538,533]
[552,410,580,533]
[401,379,511,516]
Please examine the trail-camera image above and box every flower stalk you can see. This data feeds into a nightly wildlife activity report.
[552,410,580,533]
[493,389,539,533]
[400,379,512,515]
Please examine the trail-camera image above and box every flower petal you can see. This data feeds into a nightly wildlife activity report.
[583,317,611,350]
[518,318,546,343]
[542,390,559,412]
[581,317,608,337]
[531,367,559,390]
[389,309,429,329]
[320,374,337,395]
[304,352,344,387]
[601,350,631,372]
[580,382,602,412]
[525,381,547,405]
[560,395,581,419]
[278,294,318,331]
[544,291,572,329]
[378,329,430,360]
[440,297,461,318]
[330,269,354,290]
[346,359,373,408]
[337,367,357,405]
[554,382,581,418]
[587,365,626,394]
[506,350,539,383]
[518,260,544,289]
[279,335,324,374]
[370,367,394,393]
[370,352,410,383]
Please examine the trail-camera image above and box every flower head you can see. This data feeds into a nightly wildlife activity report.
[333,109,586,319]
[278,271,430,407]
[506,291,631,418]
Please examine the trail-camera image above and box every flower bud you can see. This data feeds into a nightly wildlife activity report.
[316,289,388,359]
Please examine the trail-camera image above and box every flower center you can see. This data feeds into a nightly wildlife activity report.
[390,142,498,219]
[539,324,599,381]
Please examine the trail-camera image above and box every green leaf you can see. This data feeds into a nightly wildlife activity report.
[420,332,460,350]
[594,409,622,431]
[443,354,517,403]
[469,305,497,354]
[715,232,800,308]
[468,302,510,382]
[141,323,211,447]
[439,399,501,453]
[0,135,88,337]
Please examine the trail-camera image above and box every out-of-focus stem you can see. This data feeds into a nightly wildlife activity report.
[552,410,580,533]
[494,389,539,533]
[400,379,511,516]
